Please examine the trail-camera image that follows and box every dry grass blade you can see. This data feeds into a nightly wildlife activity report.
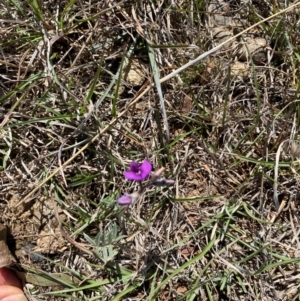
[273,113,300,210]
[147,44,170,141]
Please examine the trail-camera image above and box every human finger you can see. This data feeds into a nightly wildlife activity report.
[0,285,26,301]
[0,269,21,288]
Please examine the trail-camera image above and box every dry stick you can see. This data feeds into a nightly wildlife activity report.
[16,2,300,207]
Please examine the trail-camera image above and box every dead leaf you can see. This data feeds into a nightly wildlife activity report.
[122,59,147,86]
[180,95,193,113]
[176,286,188,294]
[230,61,249,78]
[0,224,16,268]
[237,37,267,63]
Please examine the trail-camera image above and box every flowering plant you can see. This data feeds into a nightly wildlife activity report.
[117,160,174,206]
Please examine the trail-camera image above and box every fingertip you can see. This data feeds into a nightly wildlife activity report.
[0,269,22,288]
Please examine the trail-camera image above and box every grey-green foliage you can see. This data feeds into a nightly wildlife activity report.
[83,223,126,264]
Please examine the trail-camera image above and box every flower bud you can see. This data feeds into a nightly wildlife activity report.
[117,195,132,206]
[153,178,175,187]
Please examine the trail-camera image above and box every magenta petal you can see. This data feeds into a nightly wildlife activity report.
[124,171,141,181]
[129,161,139,172]
[117,195,132,206]
[139,160,152,179]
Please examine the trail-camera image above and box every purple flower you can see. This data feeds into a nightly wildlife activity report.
[124,160,152,181]
[117,195,132,206]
